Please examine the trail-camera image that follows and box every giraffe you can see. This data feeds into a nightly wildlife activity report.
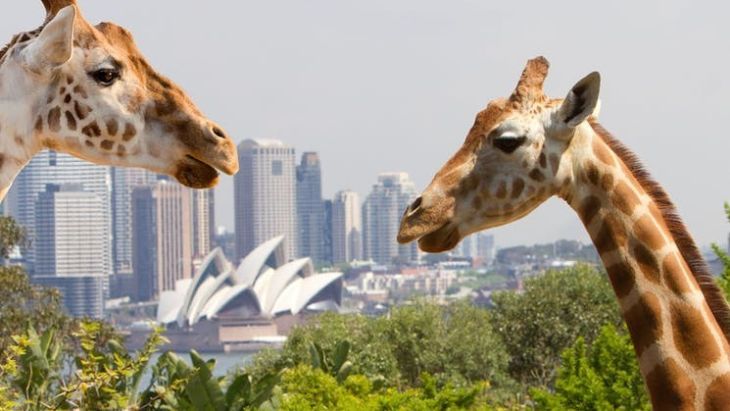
[397,56,730,410]
[0,0,238,201]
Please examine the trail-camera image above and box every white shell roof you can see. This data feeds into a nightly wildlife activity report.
[158,236,342,326]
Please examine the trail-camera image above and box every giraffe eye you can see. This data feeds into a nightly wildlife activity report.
[494,136,526,153]
[90,68,120,87]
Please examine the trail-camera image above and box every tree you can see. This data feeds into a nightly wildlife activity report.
[713,203,730,299]
[0,218,70,351]
[532,324,650,410]
[491,264,622,386]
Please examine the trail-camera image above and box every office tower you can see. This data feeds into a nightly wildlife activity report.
[132,181,193,302]
[7,151,112,275]
[459,233,496,266]
[110,167,157,276]
[33,184,106,318]
[296,152,325,264]
[331,190,362,264]
[362,173,418,265]
[322,199,333,265]
[234,139,297,262]
[191,189,215,261]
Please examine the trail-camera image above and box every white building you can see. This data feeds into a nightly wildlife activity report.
[362,173,419,265]
[234,139,297,263]
[331,190,362,264]
[158,235,343,327]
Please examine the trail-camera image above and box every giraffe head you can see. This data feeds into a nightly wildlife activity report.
[0,0,238,188]
[398,57,601,252]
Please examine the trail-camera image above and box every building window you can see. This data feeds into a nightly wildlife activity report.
[272,160,283,176]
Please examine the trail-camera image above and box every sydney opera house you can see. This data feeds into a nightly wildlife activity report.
[150,236,343,351]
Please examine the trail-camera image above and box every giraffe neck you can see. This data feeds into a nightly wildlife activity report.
[564,123,730,409]
[0,30,52,201]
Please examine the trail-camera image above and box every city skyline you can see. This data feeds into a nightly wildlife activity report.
[2,1,729,249]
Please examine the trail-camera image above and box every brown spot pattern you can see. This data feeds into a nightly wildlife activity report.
[633,215,666,251]
[529,168,545,182]
[100,140,115,151]
[645,357,696,410]
[579,195,602,225]
[47,107,61,132]
[106,119,119,136]
[84,140,94,148]
[472,196,482,210]
[548,153,560,175]
[671,300,722,369]
[704,374,730,411]
[539,152,547,169]
[74,101,91,120]
[73,85,88,99]
[122,123,137,141]
[612,181,641,216]
[584,162,600,186]
[34,116,43,133]
[624,291,662,356]
[116,145,127,156]
[632,242,660,283]
[662,253,692,295]
[606,260,635,298]
[511,178,525,199]
[600,173,614,191]
[495,181,507,199]
[82,122,102,138]
[64,111,76,131]
[593,138,615,166]
[594,213,627,253]
[63,94,72,104]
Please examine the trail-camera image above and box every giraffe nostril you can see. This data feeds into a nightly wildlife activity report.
[409,196,423,213]
[212,126,226,139]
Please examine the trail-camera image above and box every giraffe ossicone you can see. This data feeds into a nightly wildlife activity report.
[398,56,730,409]
[0,0,238,200]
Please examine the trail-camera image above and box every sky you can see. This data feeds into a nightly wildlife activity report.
[3,0,729,249]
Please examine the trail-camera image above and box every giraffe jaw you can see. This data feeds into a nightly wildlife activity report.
[398,221,462,253]
[174,155,220,189]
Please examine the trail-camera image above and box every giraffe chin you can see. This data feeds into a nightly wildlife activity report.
[174,155,220,189]
[416,224,461,253]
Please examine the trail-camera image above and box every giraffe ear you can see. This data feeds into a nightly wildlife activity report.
[22,6,75,73]
[558,72,601,128]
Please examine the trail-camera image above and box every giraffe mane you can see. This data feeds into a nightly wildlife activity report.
[588,119,730,343]
[0,25,45,66]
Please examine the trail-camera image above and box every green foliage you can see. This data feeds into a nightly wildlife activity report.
[714,203,730,299]
[0,218,70,352]
[309,340,353,383]
[253,299,510,390]
[491,264,621,386]
[0,217,23,259]
[532,325,650,410]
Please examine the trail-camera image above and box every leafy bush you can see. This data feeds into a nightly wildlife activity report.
[532,324,650,410]
[491,264,622,386]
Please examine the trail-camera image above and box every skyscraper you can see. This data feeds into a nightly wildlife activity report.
[132,181,193,302]
[234,139,297,262]
[110,167,156,276]
[331,190,362,264]
[7,151,112,276]
[296,152,325,264]
[191,189,215,263]
[33,184,106,318]
[362,173,419,265]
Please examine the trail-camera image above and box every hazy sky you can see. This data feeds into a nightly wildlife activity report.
[4,1,729,248]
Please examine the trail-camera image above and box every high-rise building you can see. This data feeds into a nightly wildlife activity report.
[110,167,157,276]
[362,173,418,265]
[234,139,297,262]
[7,151,112,276]
[132,181,193,302]
[331,190,362,264]
[323,199,333,265]
[296,152,325,264]
[459,232,496,266]
[191,189,215,262]
[33,184,107,318]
